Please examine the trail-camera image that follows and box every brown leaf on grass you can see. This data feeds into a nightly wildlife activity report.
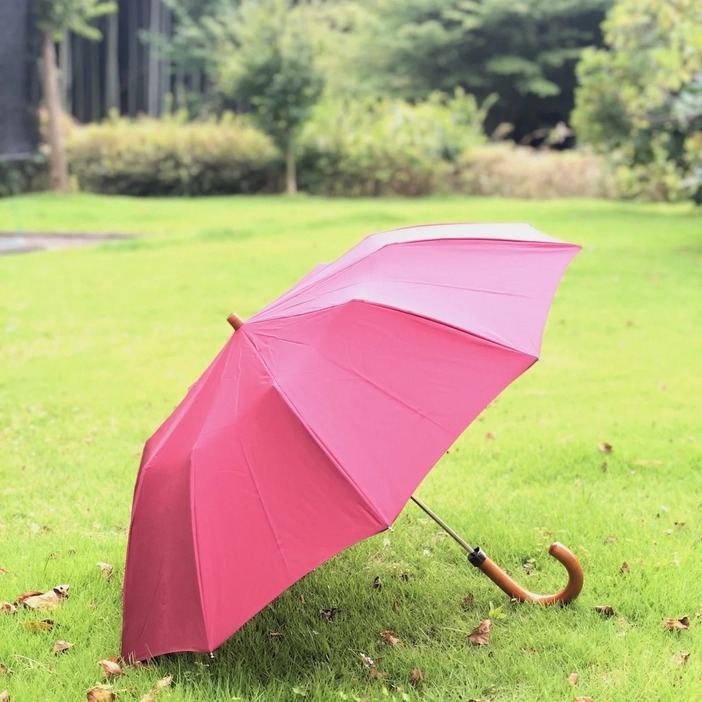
[468,619,491,646]
[620,562,630,574]
[369,667,386,680]
[573,698,594,702]
[97,563,114,581]
[663,616,689,631]
[21,585,69,611]
[0,663,9,675]
[409,669,424,686]
[0,603,17,615]
[269,631,283,639]
[485,432,495,440]
[632,460,662,467]
[597,442,613,454]
[674,652,691,666]
[98,659,123,678]
[139,675,173,702]
[86,686,115,702]
[0,568,7,576]
[379,630,400,646]
[24,619,55,632]
[467,698,489,702]
[461,593,474,609]
[372,576,382,590]
[14,591,42,606]
[568,672,579,686]
[320,608,338,621]
[53,641,74,655]
[594,605,615,618]
[0,691,9,702]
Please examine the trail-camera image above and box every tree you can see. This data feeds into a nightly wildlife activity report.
[34,0,116,192]
[572,0,702,201]
[354,0,612,142]
[214,0,323,194]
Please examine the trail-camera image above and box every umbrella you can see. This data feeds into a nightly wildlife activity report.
[122,223,582,661]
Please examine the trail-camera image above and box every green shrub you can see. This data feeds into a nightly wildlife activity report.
[456,143,612,199]
[0,155,48,198]
[66,113,281,196]
[298,91,487,196]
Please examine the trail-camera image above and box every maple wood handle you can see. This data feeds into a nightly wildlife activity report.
[470,542,584,606]
[227,312,244,330]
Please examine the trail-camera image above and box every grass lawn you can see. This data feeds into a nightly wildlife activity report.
[1,193,701,701]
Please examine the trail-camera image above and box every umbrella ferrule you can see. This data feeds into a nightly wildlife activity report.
[468,547,486,567]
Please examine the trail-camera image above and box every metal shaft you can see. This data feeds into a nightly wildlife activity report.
[410,495,475,554]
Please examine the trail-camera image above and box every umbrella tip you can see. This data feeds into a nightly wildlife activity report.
[227,312,244,330]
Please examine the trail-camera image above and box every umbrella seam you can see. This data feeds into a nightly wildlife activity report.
[248,301,534,358]
[239,329,391,528]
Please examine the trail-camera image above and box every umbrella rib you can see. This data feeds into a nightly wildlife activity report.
[239,330,390,528]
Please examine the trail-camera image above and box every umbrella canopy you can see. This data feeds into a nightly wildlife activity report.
[121,223,580,661]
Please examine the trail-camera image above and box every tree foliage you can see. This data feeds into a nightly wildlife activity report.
[355,0,612,140]
[573,0,702,201]
[35,0,117,40]
[214,0,324,193]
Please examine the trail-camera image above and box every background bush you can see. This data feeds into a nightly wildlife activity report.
[298,91,487,196]
[456,143,612,199]
[66,113,281,196]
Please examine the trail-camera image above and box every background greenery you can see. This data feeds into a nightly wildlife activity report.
[9,0,702,203]
[1,194,700,701]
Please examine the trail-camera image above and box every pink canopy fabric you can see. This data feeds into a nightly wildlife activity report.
[121,223,580,661]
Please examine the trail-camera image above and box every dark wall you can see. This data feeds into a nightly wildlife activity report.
[0,0,39,160]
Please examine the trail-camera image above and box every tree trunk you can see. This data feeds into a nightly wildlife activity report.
[285,138,297,195]
[41,30,69,194]
[105,13,119,112]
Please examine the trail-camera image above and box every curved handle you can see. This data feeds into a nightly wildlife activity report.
[472,542,584,606]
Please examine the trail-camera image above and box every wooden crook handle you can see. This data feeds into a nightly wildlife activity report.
[472,542,584,606]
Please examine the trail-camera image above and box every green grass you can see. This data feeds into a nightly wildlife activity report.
[1,193,701,701]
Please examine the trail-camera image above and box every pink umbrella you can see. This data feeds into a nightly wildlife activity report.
[122,223,582,661]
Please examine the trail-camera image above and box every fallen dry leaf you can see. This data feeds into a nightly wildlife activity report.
[468,699,489,702]
[597,442,613,454]
[485,432,495,440]
[380,630,400,646]
[320,607,338,621]
[21,585,70,611]
[674,652,691,666]
[620,562,630,574]
[0,603,17,615]
[0,663,9,675]
[86,686,115,702]
[53,641,74,655]
[632,459,662,467]
[594,605,615,618]
[269,631,283,639]
[372,576,382,590]
[0,691,9,702]
[573,698,594,702]
[97,563,114,581]
[468,619,491,646]
[24,619,55,632]
[98,659,123,678]
[409,669,424,686]
[461,593,475,609]
[0,568,7,576]
[369,667,386,680]
[663,616,689,631]
[139,674,173,702]
[14,591,42,606]
[568,672,579,686]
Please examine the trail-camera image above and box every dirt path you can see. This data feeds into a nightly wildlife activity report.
[0,232,135,255]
